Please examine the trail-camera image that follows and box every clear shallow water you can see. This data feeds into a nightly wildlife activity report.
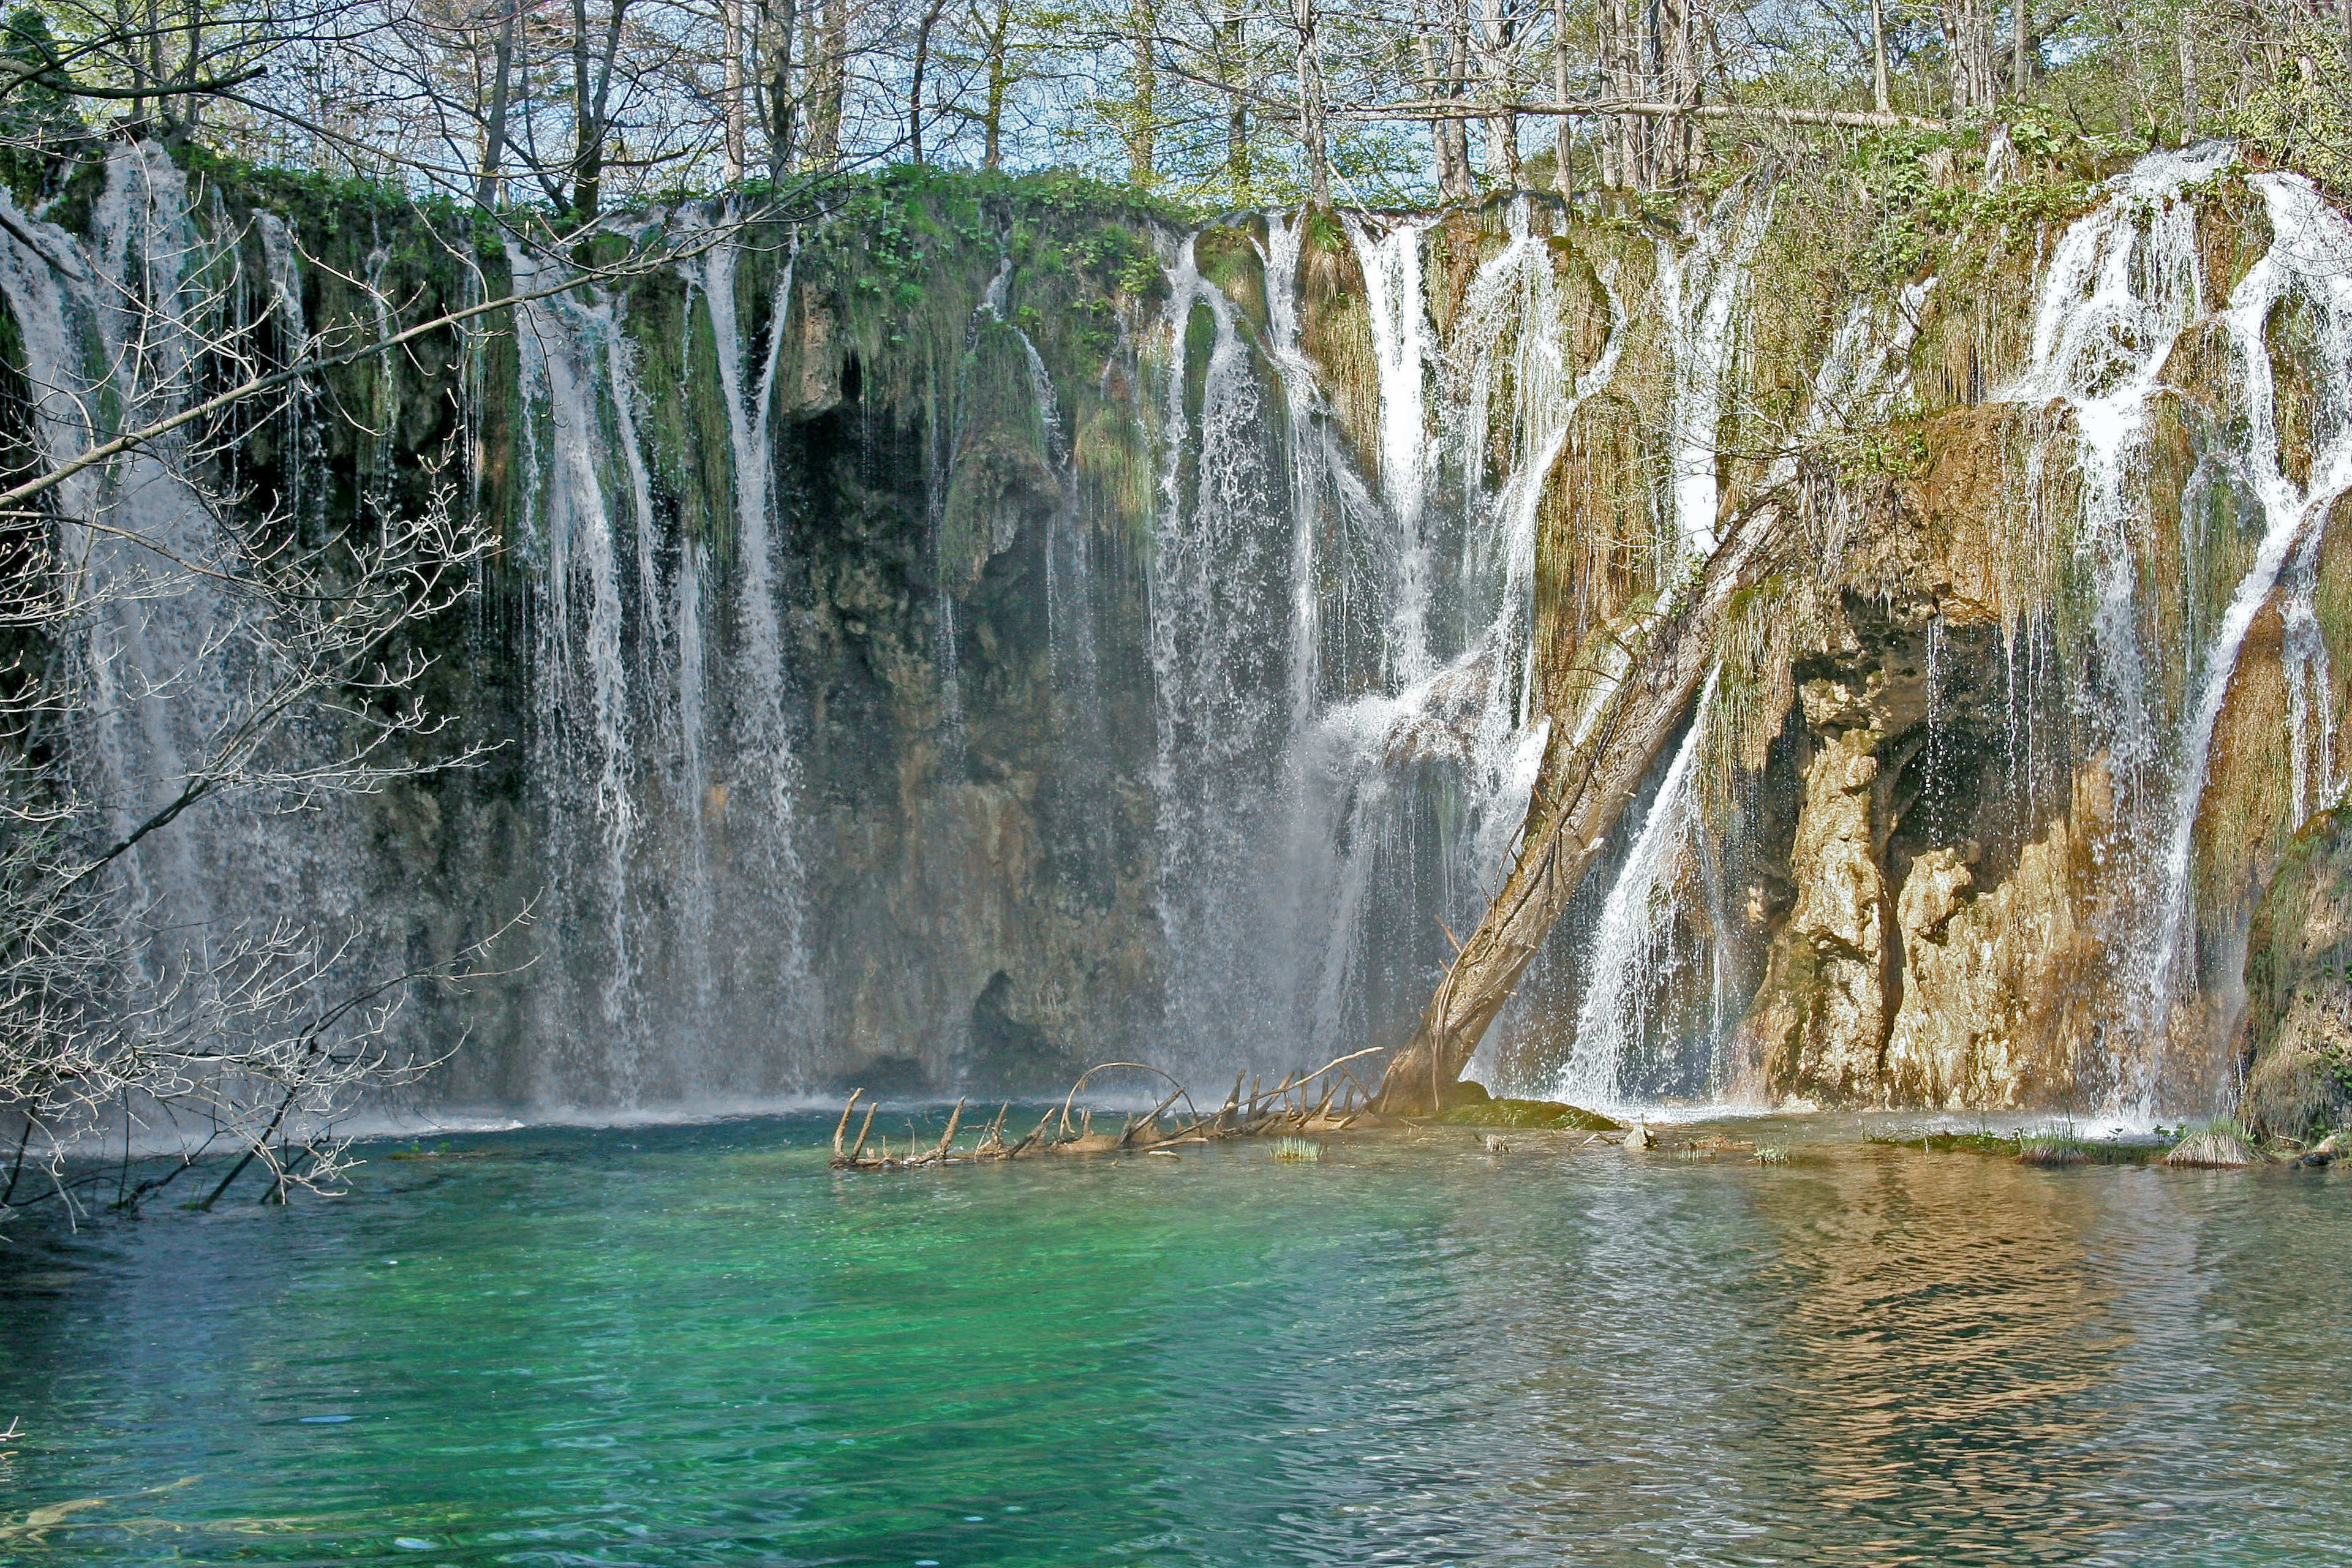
[1,1115,2347,1566]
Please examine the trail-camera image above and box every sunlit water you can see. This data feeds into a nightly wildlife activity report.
[2,1115,2346,1565]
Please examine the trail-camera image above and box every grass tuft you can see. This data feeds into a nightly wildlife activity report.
[2017,1132,2092,1166]
[1272,1137,1321,1164]
[2163,1118,2259,1168]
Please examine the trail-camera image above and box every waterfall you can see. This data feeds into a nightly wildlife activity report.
[1348,214,1433,682]
[1555,669,1721,1107]
[2007,144,2225,835]
[2137,170,2352,1102]
[1659,190,1771,559]
[509,252,639,1057]
[9,143,2343,1119]
[1147,235,1296,1062]
[1537,265,1925,1107]
[695,231,816,1071]
[2283,533,2340,826]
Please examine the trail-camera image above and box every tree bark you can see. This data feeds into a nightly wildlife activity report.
[982,0,1012,170]
[1599,0,1639,186]
[1874,0,1893,113]
[911,0,948,161]
[1552,0,1574,197]
[761,0,799,179]
[567,0,630,225]
[476,0,518,210]
[1131,0,1158,187]
[1295,0,1328,206]
[722,0,748,179]
[1656,0,1699,186]
[1371,499,1789,1115]
[1943,0,1997,112]
[1223,4,1249,199]
[1475,2,1520,186]
[1414,0,1475,200]
[802,0,846,169]
[2010,0,2029,99]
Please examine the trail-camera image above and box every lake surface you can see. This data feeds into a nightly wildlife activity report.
[1,1114,2346,1566]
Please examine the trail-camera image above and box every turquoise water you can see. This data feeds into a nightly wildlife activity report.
[1,1115,2346,1565]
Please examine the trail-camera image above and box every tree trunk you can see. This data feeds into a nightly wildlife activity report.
[1131,0,1158,187]
[569,0,600,222]
[567,0,631,225]
[476,0,518,210]
[1295,0,1328,206]
[2010,0,2029,99]
[1875,0,1893,113]
[1371,499,1789,1115]
[1415,0,1475,201]
[1476,5,1520,187]
[983,1,1011,171]
[1943,0,1996,112]
[1553,0,1575,197]
[761,0,799,179]
[723,0,748,180]
[803,0,846,169]
[1225,4,1250,200]
[1656,0,1698,186]
[911,0,948,162]
[1600,0,1641,187]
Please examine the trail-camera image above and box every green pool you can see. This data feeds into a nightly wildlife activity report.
[1,1115,2345,1564]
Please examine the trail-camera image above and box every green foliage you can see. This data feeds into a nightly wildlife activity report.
[1271,1136,1321,1162]
[1436,1098,1624,1131]
[2231,26,2352,197]
[1834,129,2098,282]
[1833,410,1931,482]
[0,9,86,206]
[1868,1128,2017,1154]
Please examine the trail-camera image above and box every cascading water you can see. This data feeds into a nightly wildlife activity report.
[1556,669,1722,1107]
[1348,214,1434,684]
[1658,190,1772,558]
[2000,148,2222,1067]
[508,252,641,1076]
[8,138,2346,1121]
[1146,235,1298,1065]
[0,146,361,1009]
[2001,146,2352,1112]
[2136,169,2352,1102]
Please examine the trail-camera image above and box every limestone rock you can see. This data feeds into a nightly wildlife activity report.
[2239,809,2352,1139]
[1740,726,1893,1104]
[1884,824,2092,1109]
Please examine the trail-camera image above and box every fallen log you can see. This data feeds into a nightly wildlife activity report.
[827,1049,1387,1169]
[1372,498,1790,1115]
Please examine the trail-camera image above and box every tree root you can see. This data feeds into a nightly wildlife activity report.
[827,1048,1386,1170]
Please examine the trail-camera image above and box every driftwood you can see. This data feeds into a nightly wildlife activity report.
[1373,498,1790,1115]
[827,1049,1385,1170]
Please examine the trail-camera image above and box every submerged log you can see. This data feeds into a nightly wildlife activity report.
[1373,500,1790,1115]
[826,1049,1384,1169]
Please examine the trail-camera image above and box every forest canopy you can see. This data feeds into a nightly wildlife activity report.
[0,0,2340,218]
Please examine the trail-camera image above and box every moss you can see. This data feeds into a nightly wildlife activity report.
[1192,225,1269,340]
[938,320,1058,594]
[1436,1098,1624,1131]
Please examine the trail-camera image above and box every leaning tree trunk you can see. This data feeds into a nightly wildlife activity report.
[1372,499,1790,1115]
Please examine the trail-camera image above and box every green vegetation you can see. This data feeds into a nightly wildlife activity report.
[1869,1127,2165,1165]
[1436,1098,1624,1132]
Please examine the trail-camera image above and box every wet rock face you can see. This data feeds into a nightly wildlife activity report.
[1885,829,2090,1109]
[2239,810,2352,1139]
[1754,722,1892,1103]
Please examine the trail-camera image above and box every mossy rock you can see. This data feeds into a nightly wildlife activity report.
[1437,1098,1623,1131]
